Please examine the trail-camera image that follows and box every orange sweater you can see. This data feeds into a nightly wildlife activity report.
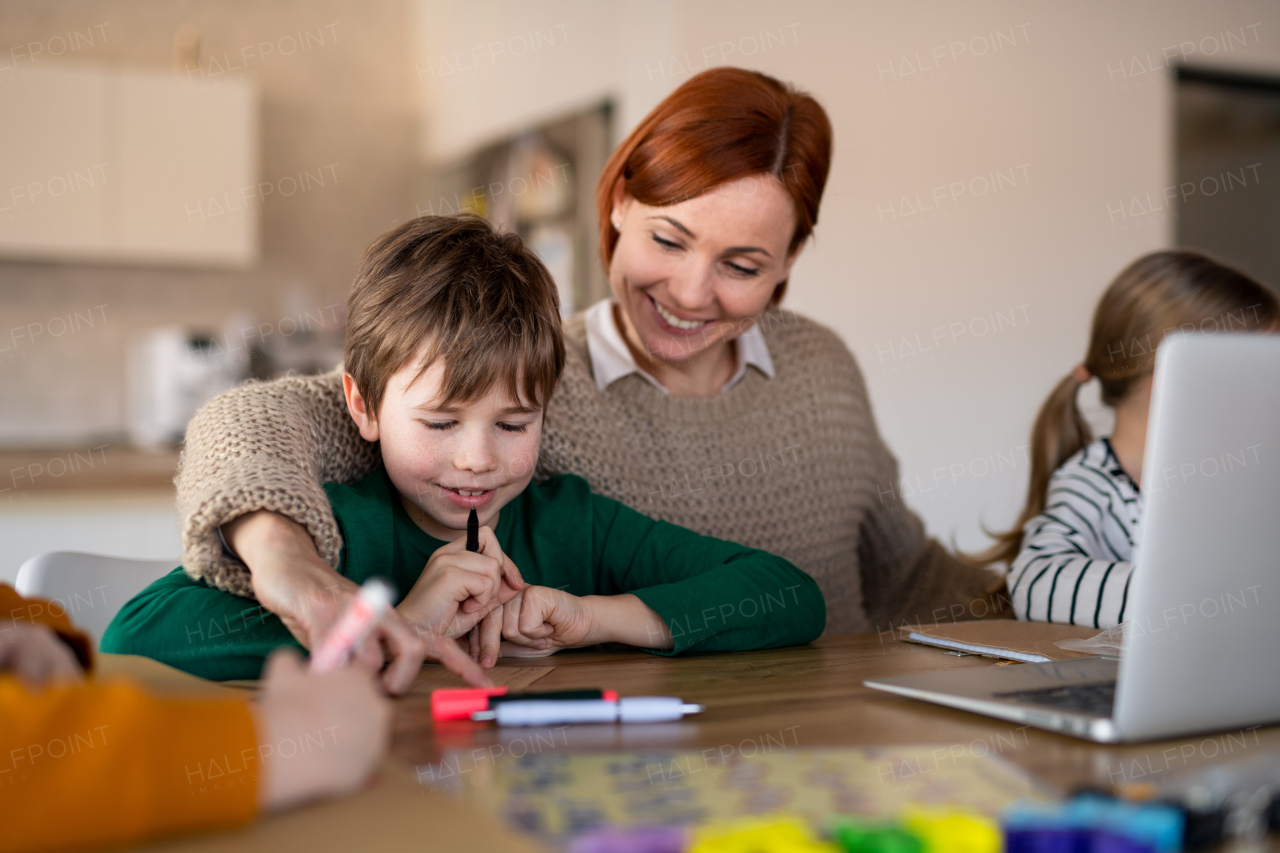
[0,585,258,853]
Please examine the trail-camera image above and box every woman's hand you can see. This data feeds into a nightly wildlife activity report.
[225,510,490,693]
[253,648,389,813]
[0,621,84,686]
[398,526,524,643]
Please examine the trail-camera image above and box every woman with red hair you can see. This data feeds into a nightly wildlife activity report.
[176,68,1000,666]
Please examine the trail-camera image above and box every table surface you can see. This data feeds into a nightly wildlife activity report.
[108,631,1279,852]
[392,633,1280,845]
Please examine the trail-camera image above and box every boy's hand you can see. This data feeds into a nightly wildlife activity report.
[398,525,525,641]
[495,586,598,656]
[466,606,505,668]
[497,590,675,657]
[227,510,491,693]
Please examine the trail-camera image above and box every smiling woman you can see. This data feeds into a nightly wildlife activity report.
[175,67,1002,638]
[606,174,798,395]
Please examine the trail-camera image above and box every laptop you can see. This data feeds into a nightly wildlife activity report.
[865,334,1280,743]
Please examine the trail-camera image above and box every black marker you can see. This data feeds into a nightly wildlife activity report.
[466,507,479,552]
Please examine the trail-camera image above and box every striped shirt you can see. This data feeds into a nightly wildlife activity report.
[1007,439,1142,628]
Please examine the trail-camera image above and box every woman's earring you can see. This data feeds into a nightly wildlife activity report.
[612,217,621,230]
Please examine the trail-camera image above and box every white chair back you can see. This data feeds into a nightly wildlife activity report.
[14,551,177,644]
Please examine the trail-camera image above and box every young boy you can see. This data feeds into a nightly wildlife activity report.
[102,215,825,682]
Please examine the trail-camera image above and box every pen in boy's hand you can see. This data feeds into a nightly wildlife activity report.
[309,577,394,674]
[466,507,479,552]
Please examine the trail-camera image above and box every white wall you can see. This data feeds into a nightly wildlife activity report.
[414,0,1280,550]
[0,495,180,587]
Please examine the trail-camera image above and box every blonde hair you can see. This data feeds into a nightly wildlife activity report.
[970,250,1278,568]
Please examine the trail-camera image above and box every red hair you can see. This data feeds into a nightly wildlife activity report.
[597,67,833,287]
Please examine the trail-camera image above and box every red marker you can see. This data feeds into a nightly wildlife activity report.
[309,578,394,674]
[431,687,619,721]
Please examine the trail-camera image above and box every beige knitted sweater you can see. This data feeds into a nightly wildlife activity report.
[177,309,1000,634]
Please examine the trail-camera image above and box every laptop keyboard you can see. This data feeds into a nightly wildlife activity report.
[993,681,1116,716]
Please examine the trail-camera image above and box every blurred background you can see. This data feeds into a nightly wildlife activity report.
[1,0,1278,585]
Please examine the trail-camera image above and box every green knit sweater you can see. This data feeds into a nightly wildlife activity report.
[102,469,825,680]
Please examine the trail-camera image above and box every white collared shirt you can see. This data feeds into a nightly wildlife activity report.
[583,299,775,394]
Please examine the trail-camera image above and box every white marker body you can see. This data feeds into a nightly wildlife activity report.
[480,697,703,726]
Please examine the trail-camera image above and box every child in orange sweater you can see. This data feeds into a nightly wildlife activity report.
[1,583,386,852]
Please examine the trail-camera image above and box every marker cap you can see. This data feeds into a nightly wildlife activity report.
[431,687,508,721]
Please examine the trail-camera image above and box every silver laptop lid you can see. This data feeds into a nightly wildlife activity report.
[1116,334,1280,740]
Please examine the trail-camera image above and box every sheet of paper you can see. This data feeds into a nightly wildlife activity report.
[898,622,1100,662]
[406,664,553,694]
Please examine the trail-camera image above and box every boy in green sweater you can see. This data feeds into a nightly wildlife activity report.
[103,215,824,683]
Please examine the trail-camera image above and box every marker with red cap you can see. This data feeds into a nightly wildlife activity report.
[432,687,619,722]
[309,577,394,674]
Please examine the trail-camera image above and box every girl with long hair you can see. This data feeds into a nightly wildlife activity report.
[974,250,1277,627]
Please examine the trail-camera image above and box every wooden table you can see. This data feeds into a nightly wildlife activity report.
[391,634,1280,848]
[110,632,1278,852]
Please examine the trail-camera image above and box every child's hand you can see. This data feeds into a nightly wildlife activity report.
[254,648,389,812]
[398,525,525,640]
[498,591,674,656]
[258,568,489,694]
[230,510,452,695]
[0,621,85,686]
[465,605,505,668]
[495,586,598,656]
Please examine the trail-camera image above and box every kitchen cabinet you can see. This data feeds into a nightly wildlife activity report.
[0,64,257,267]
